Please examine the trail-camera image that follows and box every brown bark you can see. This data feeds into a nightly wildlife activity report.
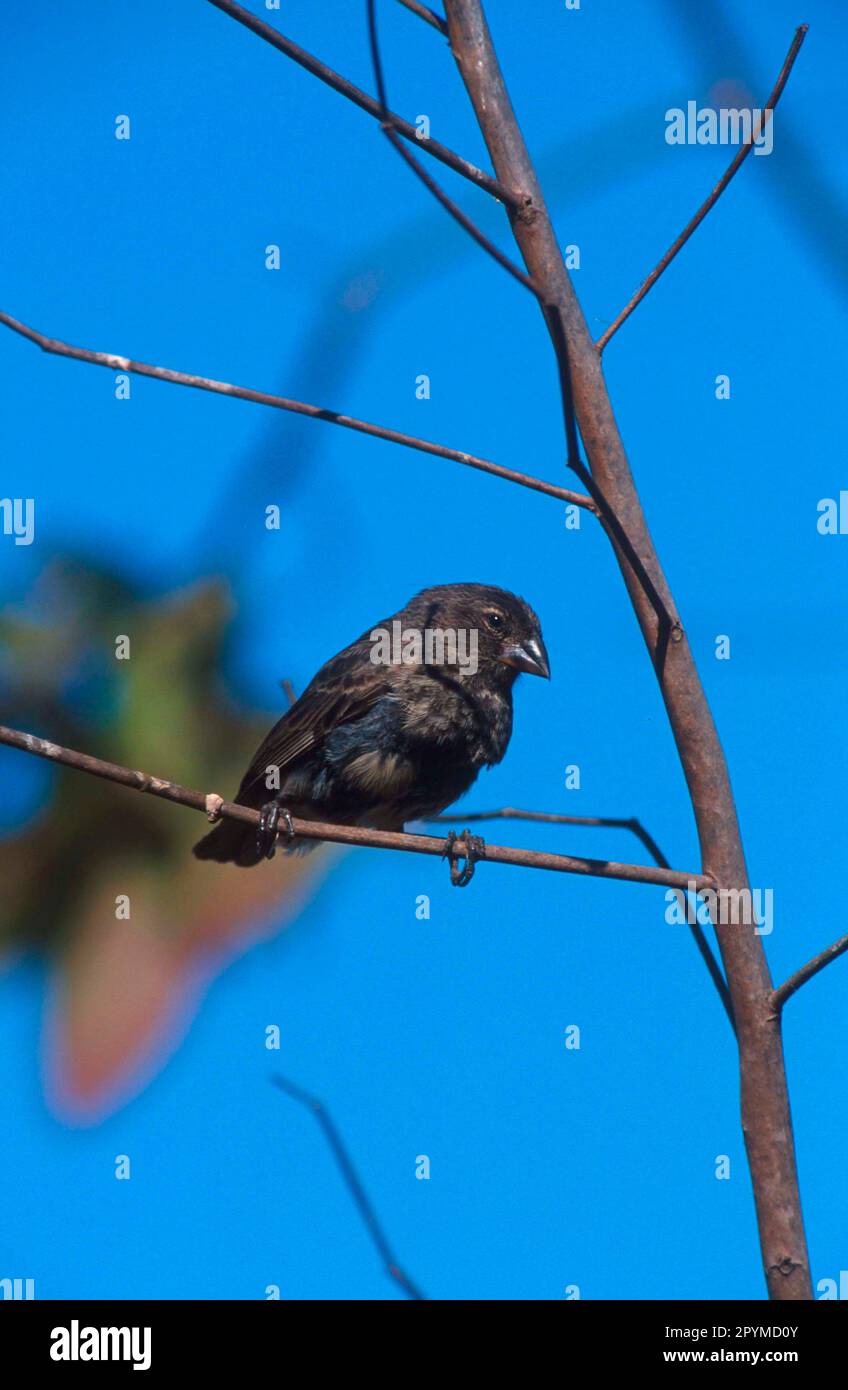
[0,724,708,893]
[443,0,811,1298]
[0,311,592,511]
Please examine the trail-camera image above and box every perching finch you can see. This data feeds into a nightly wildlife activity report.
[192,583,549,874]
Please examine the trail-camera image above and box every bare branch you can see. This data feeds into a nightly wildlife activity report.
[368,4,683,657]
[443,0,812,1300]
[433,806,650,828]
[546,301,680,662]
[367,0,536,292]
[396,0,448,36]
[431,806,734,1029]
[365,2,676,650]
[0,723,707,892]
[0,311,594,511]
[772,935,848,1014]
[380,120,534,289]
[272,1075,425,1299]
[596,25,809,353]
[205,0,521,207]
[0,0,818,1303]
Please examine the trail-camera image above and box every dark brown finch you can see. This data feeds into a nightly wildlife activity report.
[193,582,549,867]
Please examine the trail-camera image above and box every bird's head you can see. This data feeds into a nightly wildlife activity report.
[407,583,550,684]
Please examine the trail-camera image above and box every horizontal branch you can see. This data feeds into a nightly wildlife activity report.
[596,24,809,352]
[432,806,685,876]
[772,934,848,1014]
[431,805,670,849]
[0,311,594,511]
[0,724,707,892]
[206,0,519,207]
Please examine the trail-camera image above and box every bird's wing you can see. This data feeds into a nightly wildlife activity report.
[234,641,393,804]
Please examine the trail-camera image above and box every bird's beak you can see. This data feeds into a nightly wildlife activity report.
[498,635,551,679]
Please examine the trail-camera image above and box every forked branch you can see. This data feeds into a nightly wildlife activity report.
[1,0,818,1303]
[442,0,813,1299]
[0,725,707,893]
[364,2,679,653]
[205,0,520,206]
[772,935,848,1014]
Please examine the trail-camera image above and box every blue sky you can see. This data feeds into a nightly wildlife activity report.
[1,0,847,1299]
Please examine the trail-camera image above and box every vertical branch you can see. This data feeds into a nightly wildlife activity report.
[442,0,811,1299]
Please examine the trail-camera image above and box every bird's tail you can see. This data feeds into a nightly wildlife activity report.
[192,815,263,868]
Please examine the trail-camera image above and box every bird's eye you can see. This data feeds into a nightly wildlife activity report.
[484,610,504,632]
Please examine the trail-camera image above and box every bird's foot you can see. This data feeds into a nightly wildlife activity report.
[442,829,486,888]
[257,803,295,860]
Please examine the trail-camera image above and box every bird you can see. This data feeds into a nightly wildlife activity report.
[192,582,549,877]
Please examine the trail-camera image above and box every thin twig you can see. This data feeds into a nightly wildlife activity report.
[366,0,677,648]
[431,805,734,1030]
[0,723,708,892]
[396,0,448,35]
[367,0,536,292]
[772,935,848,1014]
[0,312,593,511]
[368,8,682,652]
[596,24,809,352]
[382,122,536,290]
[367,2,679,660]
[205,0,520,207]
[546,301,680,658]
[272,1075,425,1299]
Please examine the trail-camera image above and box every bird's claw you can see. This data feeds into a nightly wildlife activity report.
[442,829,486,888]
[257,802,295,860]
